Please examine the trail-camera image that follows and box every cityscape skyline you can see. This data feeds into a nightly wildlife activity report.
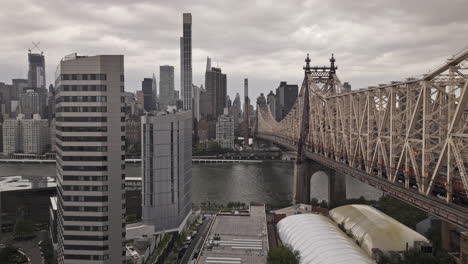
[1,1,467,101]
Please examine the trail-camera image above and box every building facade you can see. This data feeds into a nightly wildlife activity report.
[2,114,49,154]
[28,52,46,89]
[216,110,234,149]
[55,54,125,264]
[159,65,175,110]
[203,59,227,121]
[275,81,298,121]
[142,78,155,112]
[180,13,192,111]
[141,111,192,232]
[267,91,276,117]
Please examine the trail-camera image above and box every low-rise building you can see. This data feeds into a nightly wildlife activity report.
[196,204,268,264]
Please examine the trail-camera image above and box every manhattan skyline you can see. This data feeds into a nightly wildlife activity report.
[1,0,468,100]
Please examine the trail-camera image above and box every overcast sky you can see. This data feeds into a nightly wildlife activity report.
[1,0,467,100]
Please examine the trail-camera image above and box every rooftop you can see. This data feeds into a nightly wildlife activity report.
[197,204,268,264]
[0,176,56,192]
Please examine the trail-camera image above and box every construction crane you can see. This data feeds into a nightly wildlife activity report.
[29,41,44,54]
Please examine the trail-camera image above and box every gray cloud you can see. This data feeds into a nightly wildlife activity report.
[0,0,467,100]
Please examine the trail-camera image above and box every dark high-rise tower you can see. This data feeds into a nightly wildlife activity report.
[142,78,155,111]
[27,52,46,89]
[203,57,227,120]
[243,78,249,146]
[180,13,192,111]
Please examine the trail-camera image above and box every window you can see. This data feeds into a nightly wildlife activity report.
[90,74,97,80]
[61,74,69,80]
[82,74,88,80]
[71,74,77,80]
[120,75,124,81]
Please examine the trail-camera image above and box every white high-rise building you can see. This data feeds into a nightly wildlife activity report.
[216,109,235,149]
[141,111,192,233]
[2,114,49,154]
[55,54,125,264]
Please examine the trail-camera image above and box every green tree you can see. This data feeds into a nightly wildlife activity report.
[0,246,28,264]
[14,219,35,240]
[267,245,300,264]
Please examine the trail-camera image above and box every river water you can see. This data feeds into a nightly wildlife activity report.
[0,161,381,205]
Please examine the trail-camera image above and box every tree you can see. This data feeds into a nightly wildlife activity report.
[267,245,300,264]
[14,219,35,240]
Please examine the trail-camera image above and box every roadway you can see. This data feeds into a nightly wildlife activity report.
[179,216,213,264]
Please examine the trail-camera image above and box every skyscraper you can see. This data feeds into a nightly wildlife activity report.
[180,13,192,111]
[142,78,155,112]
[159,65,175,110]
[55,54,125,263]
[142,111,192,232]
[275,81,298,121]
[231,93,242,129]
[28,52,46,89]
[203,57,227,121]
[243,78,249,146]
[152,73,158,110]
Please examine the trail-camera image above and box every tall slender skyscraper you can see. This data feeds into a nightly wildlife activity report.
[55,54,125,264]
[152,73,158,110]
[243,78,249,146]
[180,13,192,111]
[142,78,155,111]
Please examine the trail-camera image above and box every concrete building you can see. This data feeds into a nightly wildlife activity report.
[180,13,192,111]
[19,88,47,118]
[28,52,46,89]
[142,78,155,112]
[267,90,276,116]
[196,204,268,264]
[125,117,141,156]
[159,65,175,110]
[203,58,227,121]
[216,109,235,149]
[231,93,242,131]
[0,82,14,119]
[275,81,298,121]
[12,78,28,100]
[2,114,49,154]
[192,84,203,122]
[343,82,352,93]
[55,54,125,264]
[141,111,192,233]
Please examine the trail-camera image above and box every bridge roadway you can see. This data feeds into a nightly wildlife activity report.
[257,132,468,229]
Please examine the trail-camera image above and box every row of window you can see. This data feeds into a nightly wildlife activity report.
[60,156,108,162]
[61,74,107,81]
[56,116,107,122]
[57,135,107,142]
[64,245,108,251]
[56,144,108,152]
[62,175,108,181]
[64,254,109,261]
[62,185,108,191]
[64,225,108,231]
[60,85,107,92]
[63,195,108,202]
[57,126,107,132]
[59,96,107,103]
[62,165,108,172]
[63,216,108,222]
[63,206,108,212]
[56,106,107,113]
[64,235,108,241]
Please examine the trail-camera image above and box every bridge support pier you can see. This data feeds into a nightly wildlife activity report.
[293,158,346,207]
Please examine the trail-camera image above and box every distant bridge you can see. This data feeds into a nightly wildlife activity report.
[255,49,468,228]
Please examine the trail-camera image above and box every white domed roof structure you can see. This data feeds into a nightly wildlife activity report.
[277,214,375,264]
[329,204,429,256]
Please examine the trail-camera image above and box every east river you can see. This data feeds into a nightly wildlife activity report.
[0,161,382,205]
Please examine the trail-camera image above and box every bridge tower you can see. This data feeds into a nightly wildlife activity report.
[293,54,346,206]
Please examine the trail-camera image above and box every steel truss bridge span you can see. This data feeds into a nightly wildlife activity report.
[255,49,468,228]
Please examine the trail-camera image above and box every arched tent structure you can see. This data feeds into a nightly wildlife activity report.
[277,214,375,264]
[329,204,430,256]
